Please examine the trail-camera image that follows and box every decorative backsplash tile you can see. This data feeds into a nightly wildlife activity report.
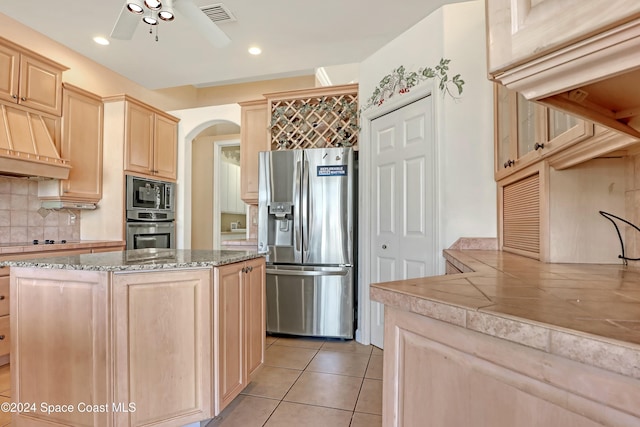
[0,176,80,244]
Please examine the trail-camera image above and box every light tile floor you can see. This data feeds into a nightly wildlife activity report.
[0,337,383,427]
[207,336,383,427]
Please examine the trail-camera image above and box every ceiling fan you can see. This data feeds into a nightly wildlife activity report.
[110,0,231,47]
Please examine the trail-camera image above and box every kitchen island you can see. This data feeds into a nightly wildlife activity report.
[372,250,640,427]
[1,249,265,427]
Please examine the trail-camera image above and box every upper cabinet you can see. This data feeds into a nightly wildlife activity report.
[486,0,640,139]
[220,161,246,214]
[38,84,104,203]
[494,84,592,180]
[239,99,269,204]
[0,37,67,116]
[124,98,178,181]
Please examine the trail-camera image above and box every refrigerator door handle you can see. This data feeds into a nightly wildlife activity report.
[294,159,302,255]
[266,268,348,277]
[303,159,310,258]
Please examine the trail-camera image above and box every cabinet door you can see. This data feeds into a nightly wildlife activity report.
[219,161,228,213]
[245,258,265,380]
[0,43,19,105]
[214,263,246,415]
[125,101,154,175]
[154,113,178,180]
[12,268,111,427]
[60,85,103,201]
[486,0,640,74]
[498,162,548,261]
[113,269,212,426]
[19,54,64,116]
[541,108,593,154]
[495,86,542,178]
[240,100,269,204]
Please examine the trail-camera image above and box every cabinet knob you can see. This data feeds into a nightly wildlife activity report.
[20,97,26,102]
[534,143,545,151]
[241,267,247,273]
[503,159,515,168]
[382,244,387,249]
[0,335,5,340]
[0,296,5,301]
[11,94,17,100]
[248,266,253,272]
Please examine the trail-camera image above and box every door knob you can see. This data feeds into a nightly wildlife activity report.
[382,244,387,249]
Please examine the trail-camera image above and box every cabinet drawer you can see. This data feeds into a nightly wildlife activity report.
[0,277,8,316]
[0,316,9,357]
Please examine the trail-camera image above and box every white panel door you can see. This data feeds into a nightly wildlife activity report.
[370,96,436,348]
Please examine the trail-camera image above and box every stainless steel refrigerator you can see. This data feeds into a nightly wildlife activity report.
[258,147,356,339]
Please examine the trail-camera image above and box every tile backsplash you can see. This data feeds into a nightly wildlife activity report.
[0,176,80,244]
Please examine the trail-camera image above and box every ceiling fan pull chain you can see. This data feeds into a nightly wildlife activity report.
[155,24,159,42]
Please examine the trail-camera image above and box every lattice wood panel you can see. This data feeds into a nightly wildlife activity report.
[267,84,359,151]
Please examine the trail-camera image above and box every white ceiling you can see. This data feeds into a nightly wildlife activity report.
[0,0,462,90]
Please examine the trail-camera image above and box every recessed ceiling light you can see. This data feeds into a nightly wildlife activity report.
[93,36,110,46]
[248,46,262,55]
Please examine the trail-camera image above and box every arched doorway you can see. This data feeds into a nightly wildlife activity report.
[191,122,241,249]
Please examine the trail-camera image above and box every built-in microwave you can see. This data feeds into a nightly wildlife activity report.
[126,175,175,221]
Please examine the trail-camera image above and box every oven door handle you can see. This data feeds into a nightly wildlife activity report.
[127,222,175,228]
[134,236,158,242]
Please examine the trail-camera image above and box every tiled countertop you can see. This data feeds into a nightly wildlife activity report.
[370,250,640,379]
[0,249,262,271]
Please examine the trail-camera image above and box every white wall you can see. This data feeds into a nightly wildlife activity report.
[440,1,496,248]
[359,0,495,258]
[356,0,495,344]
[168,104,241,249]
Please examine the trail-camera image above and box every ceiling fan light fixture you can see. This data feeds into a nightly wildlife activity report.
[126,0,145,14]
[142,11,158,25]
[144,0,162,10]
[158,0,174,22]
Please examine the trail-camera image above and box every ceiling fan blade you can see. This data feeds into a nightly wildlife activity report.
[110,3,139,40]
[174,0,231,48]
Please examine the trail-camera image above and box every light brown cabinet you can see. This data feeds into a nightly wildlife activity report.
[485,0,640,138]
[9,257,265,426]
[124,98,178,181]
[0,37,67,116]
[244,257,266,380]
[38,83,104,203]
[113,269,212,427]
[213,257,265,414]
[494,84,592,180]
[497,162,548,261]
[382,306,637,427]
[0,267,8,361]
[486,0,640,77]
[239,99,269,204]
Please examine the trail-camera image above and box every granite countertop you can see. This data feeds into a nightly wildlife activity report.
[370,249,640,380]
[0,249,262,271]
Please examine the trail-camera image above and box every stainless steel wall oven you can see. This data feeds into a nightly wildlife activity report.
[125,175,176,250]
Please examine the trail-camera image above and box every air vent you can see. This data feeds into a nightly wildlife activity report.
[200,3,236,23]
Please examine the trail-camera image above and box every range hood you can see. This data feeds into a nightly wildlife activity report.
[0,104,70,179]
[491,18,640,141]
[39,200,96,210]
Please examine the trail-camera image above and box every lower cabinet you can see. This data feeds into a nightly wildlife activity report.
[213,257,266,415]
[383,307,639,426]
[0,267,8,361]
[113,269,213,427]
[9,258,266,427]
